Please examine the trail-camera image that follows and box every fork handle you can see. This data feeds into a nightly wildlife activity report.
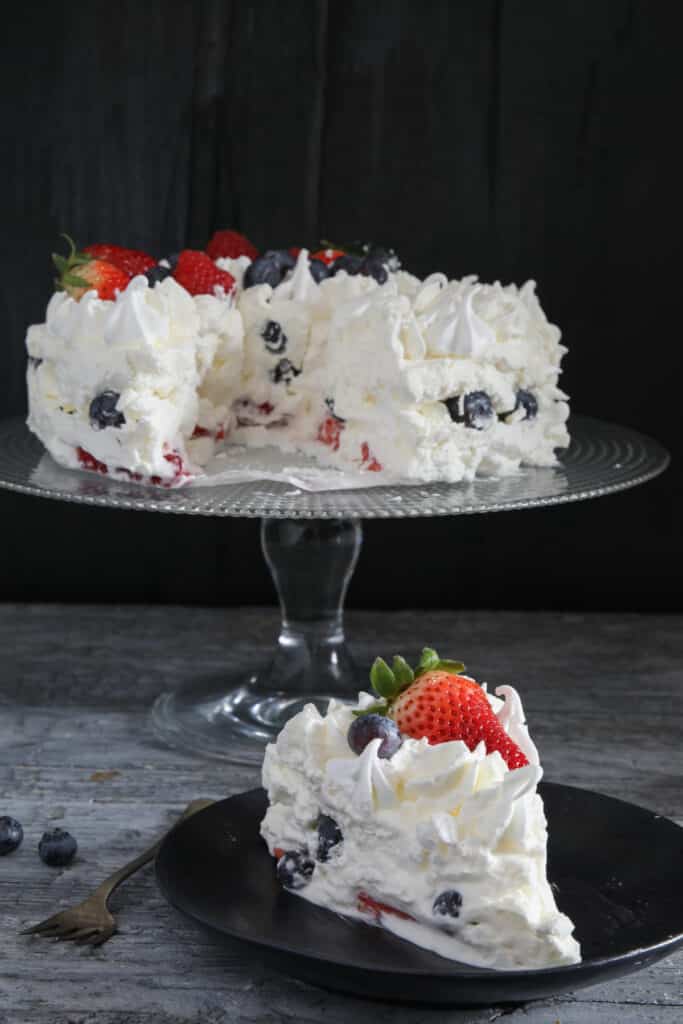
[92,798,214,904]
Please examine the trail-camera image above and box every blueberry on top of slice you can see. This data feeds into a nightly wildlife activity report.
[317,814,343,862]
[144,262,173,286]
[89,390,125,430]
[433,889,463,918]
[331,254,363,277]
[38,827,77,867]
[0,816,23,856]
[347,714,402,760]
[244,253,285,289]
[309,258,330,283]
[276,849,315,889]
[514,389,538,421]
[361,256,388,285]
[262,320,287,354]
[264,249,297,272]
[445,391,494,430]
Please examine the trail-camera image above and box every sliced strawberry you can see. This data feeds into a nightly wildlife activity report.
[77,447,108,475]
[392,669,529,769]
[311,247,345,266]
[357,892,414,921]
[360,442,382,471]
[318,416,344,451]
[206,229,259,262]
[83,243,156,277]
[173,249,236,297]
[273,847,285,860]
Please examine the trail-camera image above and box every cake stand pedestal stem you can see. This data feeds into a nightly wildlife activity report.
[150,517,362,764]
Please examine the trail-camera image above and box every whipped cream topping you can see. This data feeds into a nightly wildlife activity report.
[261,688,581,971]
[26,249,570,486]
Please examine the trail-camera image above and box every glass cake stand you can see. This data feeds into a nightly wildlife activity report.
[0,415,669,764]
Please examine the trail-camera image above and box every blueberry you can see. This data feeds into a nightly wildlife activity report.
[276,849,315,890]
[367,245,401,271]
[244,253,284,289]
[262,320,287,354]
[38,828,77,867]
[0,816,23,856]
[445,391,495,430]
[331,254,363,276]
[270,359,301,385]
[28,356,43,370]
[347,714,403,759]
[514,389,538,421]
[361,256,388,285]
[144,262,173,286]
[317,814,343,862]
[433,889,463,918]
[89,390,125,430]
[309,258,330,283]
[265,249,296,272]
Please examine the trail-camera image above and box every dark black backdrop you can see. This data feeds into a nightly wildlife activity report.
[1,1,680,611]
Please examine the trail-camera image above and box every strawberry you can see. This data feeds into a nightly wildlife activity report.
[318,416,344,451]
[206,229,259,262]
[363,647,529,770]
[311,247,345,266]
[83,243,156,277]
[360,442,382,471]
[392,670,528,769]
[53,235,130,301]
[288,247,302,260]
[76,447,108,475]
[173,250,236,297]
[357,892,414,921]
[273,847,285,860]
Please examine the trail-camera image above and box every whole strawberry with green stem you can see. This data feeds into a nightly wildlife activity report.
[360,647,529,770]
[52,234,130,301]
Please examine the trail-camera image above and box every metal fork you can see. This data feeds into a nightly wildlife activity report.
[22,798,213,947]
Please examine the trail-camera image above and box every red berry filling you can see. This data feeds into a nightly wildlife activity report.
[77,447,108,475]
[357,892,414,921]
[360,442,382,471]
[318,416,344,451]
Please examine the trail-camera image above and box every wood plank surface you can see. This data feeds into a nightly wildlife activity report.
[0,605,681,1023]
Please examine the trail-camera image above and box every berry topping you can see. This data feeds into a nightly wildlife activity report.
[288,247,302,259]
[331,253,363,277]
[365,245,401,272]
[270,359,301,385]
[266,249,297,272]
[361,255,388,285]
[77,447,108,474]
[244,253,286,289]
[261,320,287,354]
[357,892,414,921]
[172,250,236,297]
[360,442,382,471]
[89,390,125,430]
[311,248,346,266]
[0,816,23,856]
[53,235,130,302]
[445,391,495,430]
[317,814,343,862]
[276,850,315,890]
[347,713,403,759]
[358,647,529,770]
[83,243,156,278]
[273,847,285,859]
[206,229,259,262]
[433,889,463,918]
[514,389,538,421]
[144,262,174,286]
[309,258,331,283]
[318,416,344,451]
[38,827,77,867]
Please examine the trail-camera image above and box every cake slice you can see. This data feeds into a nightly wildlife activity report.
[260,648,581,971]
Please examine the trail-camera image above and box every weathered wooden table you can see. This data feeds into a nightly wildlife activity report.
[0,605,681,1023]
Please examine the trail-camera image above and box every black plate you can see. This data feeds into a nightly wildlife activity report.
[155,785,683,1005]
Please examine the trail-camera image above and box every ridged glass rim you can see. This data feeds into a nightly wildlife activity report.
[0,415,669,519]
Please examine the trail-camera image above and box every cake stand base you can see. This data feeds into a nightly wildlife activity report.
[151,518,363,764]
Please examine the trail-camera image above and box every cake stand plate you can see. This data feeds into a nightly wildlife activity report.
[0,415,669,763]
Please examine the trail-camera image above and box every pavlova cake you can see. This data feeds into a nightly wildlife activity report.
[26,231,570,487]
[260,648,581,971]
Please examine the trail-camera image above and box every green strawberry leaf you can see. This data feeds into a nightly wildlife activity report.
[416,647,440,674]
[369,656,401,699]
[392,655,414,690]
[436,659,466,674]
[352,701,389,718]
